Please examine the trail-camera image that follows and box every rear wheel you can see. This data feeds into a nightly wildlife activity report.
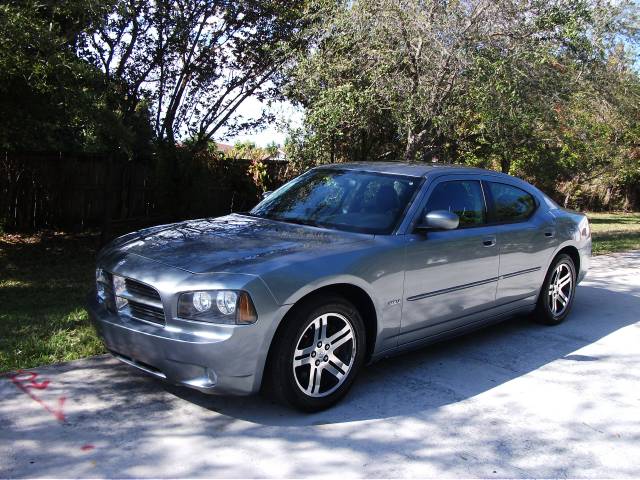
[534,253,576,325]
[265,295,366,412]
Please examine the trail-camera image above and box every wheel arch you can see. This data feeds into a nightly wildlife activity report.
[550,243,581,276]
[260,282,380,392]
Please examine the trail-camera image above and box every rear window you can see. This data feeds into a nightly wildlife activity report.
[487,182,536,222]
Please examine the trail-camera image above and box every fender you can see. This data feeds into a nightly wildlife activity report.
[543,239,588,286]
[250,274,385,391]
[285,274,383,331]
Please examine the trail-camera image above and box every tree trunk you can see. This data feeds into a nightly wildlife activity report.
[330,135,335,164]
[404,129,430,163]
[404,132,419,163]
[500,157,510,174]
[404,141,418,163]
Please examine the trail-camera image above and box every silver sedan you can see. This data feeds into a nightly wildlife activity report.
[88,163,591,411]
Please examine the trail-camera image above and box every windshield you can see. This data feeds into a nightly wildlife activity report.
[250,169,420,234]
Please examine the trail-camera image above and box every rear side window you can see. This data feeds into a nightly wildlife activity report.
[487,182,536,223]
[424,180,486,227]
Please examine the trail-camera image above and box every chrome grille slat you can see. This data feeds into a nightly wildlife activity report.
[118,291,163,309]
[125,278,160,301]
[110,276,166,326]
[128,301,165,324]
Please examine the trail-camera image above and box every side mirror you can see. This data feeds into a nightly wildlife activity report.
[417,210,459,231]
[261,191,273,200]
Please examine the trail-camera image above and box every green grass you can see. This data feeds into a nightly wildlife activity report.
[0,232,105,373]
[588,211,640,255]
[1,211,639,372]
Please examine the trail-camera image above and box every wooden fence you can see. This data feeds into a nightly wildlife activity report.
[0,152,289,236]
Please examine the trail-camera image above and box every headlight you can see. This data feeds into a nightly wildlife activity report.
[178,290,257,325]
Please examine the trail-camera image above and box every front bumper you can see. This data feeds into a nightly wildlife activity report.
[87,291,284,396]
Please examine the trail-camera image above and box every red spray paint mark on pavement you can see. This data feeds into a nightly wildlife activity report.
[8,370,66,422]
[81,444,95,451]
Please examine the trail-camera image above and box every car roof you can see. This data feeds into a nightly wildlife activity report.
[315,162,557,207]
[316,162,507,179]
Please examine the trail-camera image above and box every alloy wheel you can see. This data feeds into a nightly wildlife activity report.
[292,312,356,398]
[547,262,573,317]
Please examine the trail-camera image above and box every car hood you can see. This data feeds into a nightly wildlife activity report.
[102,214,372,275]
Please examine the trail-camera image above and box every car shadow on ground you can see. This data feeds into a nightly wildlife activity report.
[3,279,639,478]
[164,283,639,426]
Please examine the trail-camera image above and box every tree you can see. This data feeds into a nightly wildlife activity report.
[286,0,640,209]
[288,0,638,163]
[84,0,332,148]
[0,0,110,151]
[224,141,267,161]
[550,51,640,209]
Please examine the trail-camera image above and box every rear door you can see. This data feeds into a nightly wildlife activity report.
[399,175,500,345]
[483,179,558,304]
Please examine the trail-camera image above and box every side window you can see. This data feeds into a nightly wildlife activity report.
[424,180,486,227]
[487,182,536,223]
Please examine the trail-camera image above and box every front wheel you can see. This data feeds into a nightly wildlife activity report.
[266,295,366,412]
[534,253,577,325]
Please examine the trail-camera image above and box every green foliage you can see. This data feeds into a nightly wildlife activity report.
[210,141,282,193]
[0,0,155,154]
[0,0,329,152]
[247,159,270,193]
[0,0,331,232]
[286,0,640,210]
[227,141,264,161]
[0,1,101,150]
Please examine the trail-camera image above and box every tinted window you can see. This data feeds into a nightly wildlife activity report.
[488,182,536,222]
[424,180,486,227]
[251,169,419,234]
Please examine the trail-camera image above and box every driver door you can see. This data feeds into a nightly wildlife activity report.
[399,176,500,345]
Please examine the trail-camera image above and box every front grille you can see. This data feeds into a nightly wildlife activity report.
[125,278,160,302]
[113,276,166,326]
[128,301,165,325]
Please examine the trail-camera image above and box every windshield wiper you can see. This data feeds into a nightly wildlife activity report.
[241,212,324,229]
[277,217,323,228]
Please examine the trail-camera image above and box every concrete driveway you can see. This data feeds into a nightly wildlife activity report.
[2,251,639,478]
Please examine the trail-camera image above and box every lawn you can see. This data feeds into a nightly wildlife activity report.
[0,232,104,373]
[0,211,638,373]
[588,211,640,255]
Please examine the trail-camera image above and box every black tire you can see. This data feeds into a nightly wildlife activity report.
[534,253,577,325]
[265,294,366,412]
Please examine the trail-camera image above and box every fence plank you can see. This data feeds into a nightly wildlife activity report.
[1,152,290,234]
